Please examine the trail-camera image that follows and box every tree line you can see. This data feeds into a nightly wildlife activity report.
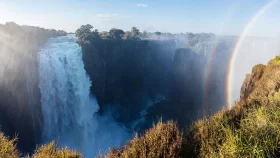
[75,24,215,43]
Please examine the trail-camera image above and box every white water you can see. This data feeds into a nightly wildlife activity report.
[38,35,128,157]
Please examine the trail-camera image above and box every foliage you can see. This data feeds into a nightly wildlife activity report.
[100,31,111,39]
[103,56,280,158]
[1,30,280,158]
[269,56,280,65]
[75,24,93,39]
[0,22,66,46]
[131,27,140,37]
[109,28,125,39]
[155,31,161,36]
[75,24,216,42]
[186,101,280,158]
[32,141,82,158]
[185,57,280,157]
[0,133,19,158]
[105,120,183,158]
[0,22,67,152]
[0,132,82,158]
[122,27,140,40]
[75,24,100,42]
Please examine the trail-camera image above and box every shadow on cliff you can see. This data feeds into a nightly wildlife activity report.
[79,35,235,130]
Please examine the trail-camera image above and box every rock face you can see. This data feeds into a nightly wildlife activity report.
[80,39,177,122]
[146,48,206,126]
[240,57,280,106]
[0,22,66,151]
[80,36,235,128]
[147,40,233,127]
[240,64,266,101]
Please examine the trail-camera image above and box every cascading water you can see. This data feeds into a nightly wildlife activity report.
[38,35,129,157]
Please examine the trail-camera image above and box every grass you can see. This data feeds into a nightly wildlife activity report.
[106,120,183,158]
[32,141,82,158]
[2,56,280,157]
[0,132,19,158]
[269,56,280,65]
[1,103,280,158]
[186,101,280,158]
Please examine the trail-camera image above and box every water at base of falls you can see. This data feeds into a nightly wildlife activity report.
[38,35,129,157]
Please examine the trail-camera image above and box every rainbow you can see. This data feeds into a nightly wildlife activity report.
[226,0,277,109]
[203,2,239,115]
[203,39,219,116]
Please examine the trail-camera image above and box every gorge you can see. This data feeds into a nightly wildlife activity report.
[0,23,280,157]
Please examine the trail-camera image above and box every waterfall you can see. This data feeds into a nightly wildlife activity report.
[38,35,128,157]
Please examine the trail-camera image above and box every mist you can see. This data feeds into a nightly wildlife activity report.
[38,35,131,157]
[0,21,280,157]
[231,37,280,104]
[0,22,66,151]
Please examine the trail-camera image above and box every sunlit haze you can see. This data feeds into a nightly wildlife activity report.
[1,0,280,157]
[1,0,280,37]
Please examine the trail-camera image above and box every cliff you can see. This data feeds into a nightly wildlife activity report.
[80,39,176,122]
[145,48,206,127]
[240,57,280,105]
[103,58,280,157]
[79,36,234,129]
[1,46,279,157]
[1,56,277,157]
[184,56,280,157]
[0,22,66,151]
[147,41,233,128]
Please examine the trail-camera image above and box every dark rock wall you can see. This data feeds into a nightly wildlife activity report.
[80,37,234,128]
[81,39,177,122]
[0,22,66,151]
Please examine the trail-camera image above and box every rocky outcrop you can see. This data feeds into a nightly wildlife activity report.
[240,64,266,101]
[184,56,280,157]
[240,56,280,106]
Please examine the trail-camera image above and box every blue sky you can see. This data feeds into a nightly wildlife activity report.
[0,0,280,37]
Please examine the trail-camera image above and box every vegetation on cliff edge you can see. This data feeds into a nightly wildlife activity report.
[1,56,280,157]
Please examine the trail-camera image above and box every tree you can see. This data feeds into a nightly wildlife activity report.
[109,28,125,39]
[155,31,161,36]
[100,31,111,39]
[141,30,148,38]
[75,24,100,42]
[131,27,140,39]
[186,32,195,39]
[122,31,132,40]
[75,24,93,39]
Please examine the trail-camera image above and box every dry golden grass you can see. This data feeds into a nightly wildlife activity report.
[32,141,82,158]
[3,56,280,158]
[0,132,19,158]
[106,120,183,158]
[186,101,280,158]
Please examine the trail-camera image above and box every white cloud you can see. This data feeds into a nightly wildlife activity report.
[137,4,148,7]
[96,14,131,20]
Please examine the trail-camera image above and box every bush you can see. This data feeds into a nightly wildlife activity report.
[0,132,19,158]
[32,141,82,158]
[185,94,280,157]
[106,120,183,158]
